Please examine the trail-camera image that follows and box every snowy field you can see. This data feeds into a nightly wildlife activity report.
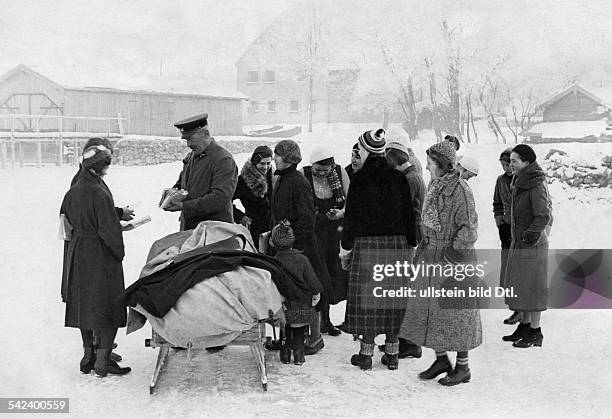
[1,123,612,418]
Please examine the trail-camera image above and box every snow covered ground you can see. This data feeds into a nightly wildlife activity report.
[1,123,611,418]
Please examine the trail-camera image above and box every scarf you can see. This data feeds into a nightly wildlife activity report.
[241,160,268,198]
[422,170,460,232]
[326,165,345,205]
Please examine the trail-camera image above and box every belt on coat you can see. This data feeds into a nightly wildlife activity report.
[423,236,452,246]
[72,230,99,239]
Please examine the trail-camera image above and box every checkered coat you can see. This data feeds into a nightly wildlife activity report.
[399,171,482,351]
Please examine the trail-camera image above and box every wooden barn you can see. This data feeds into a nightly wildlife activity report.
[539,84,611,122]
[0,65,246,136]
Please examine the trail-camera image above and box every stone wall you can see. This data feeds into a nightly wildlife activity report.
[543,149,612,188]
[114,137,280,166]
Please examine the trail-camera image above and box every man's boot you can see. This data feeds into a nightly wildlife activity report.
[94,348,131,378]
[80,346,96,374]
[350,341,375,371]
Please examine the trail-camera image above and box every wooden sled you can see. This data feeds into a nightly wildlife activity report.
[145,321,269,394]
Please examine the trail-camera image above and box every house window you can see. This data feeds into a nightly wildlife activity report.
[268,101,276,113]
[247,71,259,83]
[248,100,259,113]
[264,71,275,83]
[289,100,300,113]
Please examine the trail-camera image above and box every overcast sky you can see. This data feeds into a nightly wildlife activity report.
[1,0,611,96]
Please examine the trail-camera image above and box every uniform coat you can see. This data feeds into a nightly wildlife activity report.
[60,169,126,329]
[174,139,238,231]
[271,166,332,306]
[399,170,482,351]
[341,155,417,336]
[505,162,552,311]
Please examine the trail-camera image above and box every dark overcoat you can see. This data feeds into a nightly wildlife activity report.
[232,170,273,243]
[60,169,126,329]
[270,165,332,306]
[505,162,553,311]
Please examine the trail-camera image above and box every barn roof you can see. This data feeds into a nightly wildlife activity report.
[538,84,610,110]
[0,65,247,101]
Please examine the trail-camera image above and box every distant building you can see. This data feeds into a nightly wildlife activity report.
[0,65,246,136]
[538,84,611,122]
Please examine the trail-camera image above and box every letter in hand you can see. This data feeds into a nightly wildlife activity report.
[159,188,174,207]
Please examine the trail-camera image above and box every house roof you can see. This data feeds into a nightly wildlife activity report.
[0,65,247,101]
[538,84,610,110]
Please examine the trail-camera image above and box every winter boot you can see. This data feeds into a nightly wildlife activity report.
[398,339,422,359]
[513,327,544,348]
[320,309,341,337]
[292,326,306,365]
[94,349,131,377]
[110,342,122,362]
[381,341,399,370]
[503,311,521,325]
[502,322,530,342]
[280,326,292,364]
[80,346,96,374]
[350,342,375,370]
[438,367,471,386]
[304,336,324,355]
[418,356,453,380]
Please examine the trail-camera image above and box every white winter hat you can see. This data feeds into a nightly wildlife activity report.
[458,155,480,175]
[310,147,335,165]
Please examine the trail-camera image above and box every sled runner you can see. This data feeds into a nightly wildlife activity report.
[145,321,269,394]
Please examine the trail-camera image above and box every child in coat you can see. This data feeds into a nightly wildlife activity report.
[271,220,323,365]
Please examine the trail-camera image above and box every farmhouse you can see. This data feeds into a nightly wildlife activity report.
[0,65,245,136]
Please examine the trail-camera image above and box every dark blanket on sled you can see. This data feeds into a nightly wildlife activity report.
[118,236,311,318]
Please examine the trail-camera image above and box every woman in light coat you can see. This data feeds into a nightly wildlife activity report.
[399,141,481,386]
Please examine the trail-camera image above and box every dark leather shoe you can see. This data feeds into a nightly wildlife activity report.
[80,347,96,373]
[398,343,422,359]
[438,367,471,386]
[350,354,372,370]
[381,353,399,370]
[110,351,122,362]
[513,328,543,348]
[205,345,226,353]
[502,323,530,342]
[304,337,324,355]
[264,339,283,351]
[503,311,521,325]
[325,324,342,337]
[419,357,453,380]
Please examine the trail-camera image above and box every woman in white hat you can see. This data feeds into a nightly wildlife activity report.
[300,146,351,337]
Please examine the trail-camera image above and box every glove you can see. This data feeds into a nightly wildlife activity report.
[521,230,540,245]
[311,293,321,307]
[339,246,352,271]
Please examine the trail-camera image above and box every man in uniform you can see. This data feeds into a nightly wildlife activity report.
[162,114,238,230]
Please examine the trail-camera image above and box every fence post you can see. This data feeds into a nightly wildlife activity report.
[57,116,63,166]
[0,139,6,169]
[10,115,15,169]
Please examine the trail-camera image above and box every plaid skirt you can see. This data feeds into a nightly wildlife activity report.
[342,235,411,336]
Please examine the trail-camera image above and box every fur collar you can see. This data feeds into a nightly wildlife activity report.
[241,160,268,198]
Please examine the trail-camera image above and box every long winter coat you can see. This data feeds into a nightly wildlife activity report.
[60,169,126,329]
[232,166,273,243]
[399,170,482,351]
[271,165,332,307]
[505,162,552,312]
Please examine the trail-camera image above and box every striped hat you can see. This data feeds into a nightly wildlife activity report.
[271,220,295,250]
[358,128,386,153]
